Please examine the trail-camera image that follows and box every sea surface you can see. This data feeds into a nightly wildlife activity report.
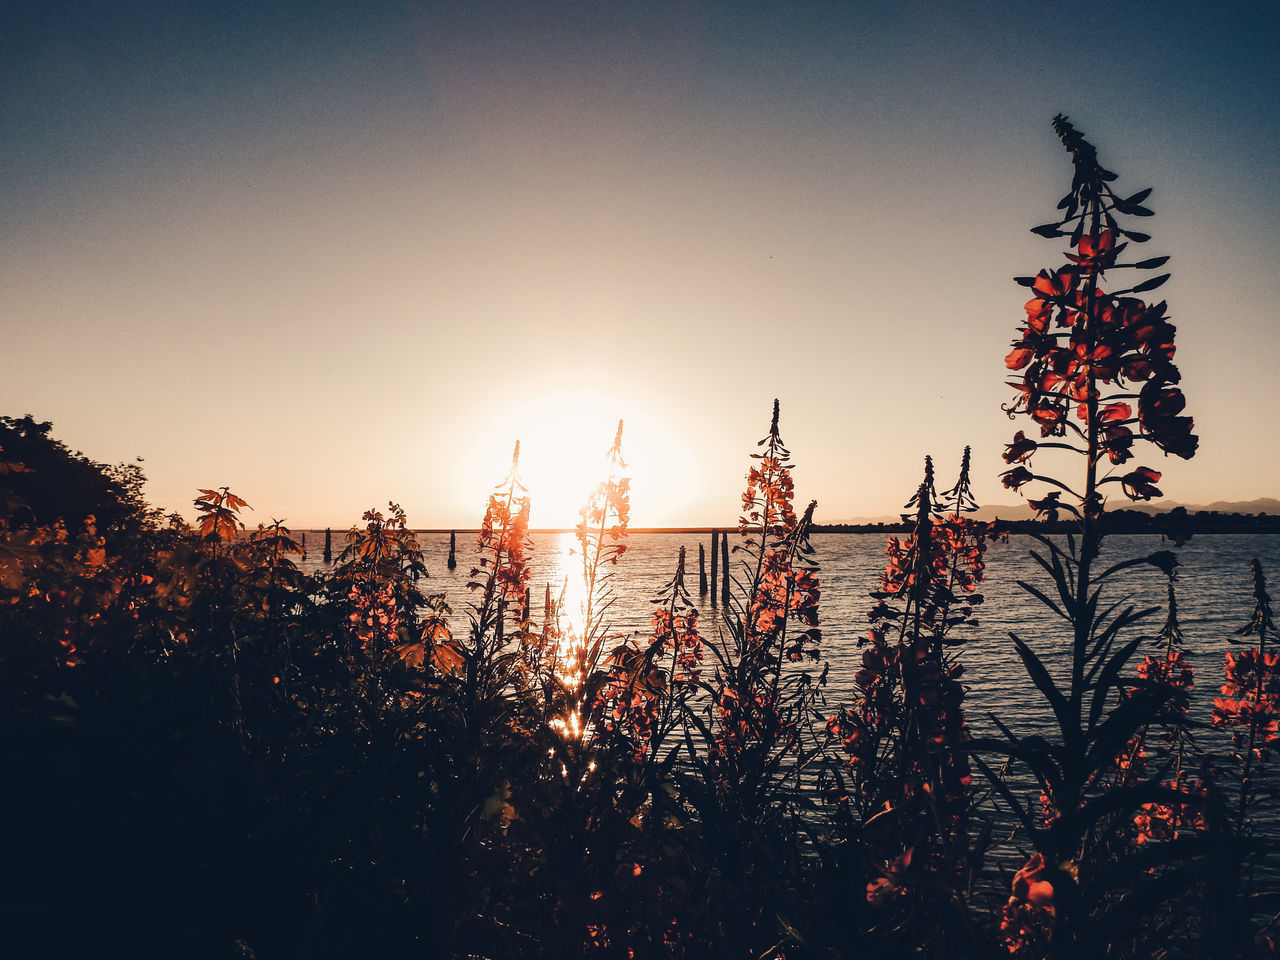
[291,530,1280,742]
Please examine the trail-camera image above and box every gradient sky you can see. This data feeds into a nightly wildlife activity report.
[3,0,1278,529]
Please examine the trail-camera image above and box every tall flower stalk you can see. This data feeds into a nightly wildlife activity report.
[709,400,821,780]
[979,115,1210,959]
[565,421,631,694]
[826,450,993,951]
[679,400,824,958]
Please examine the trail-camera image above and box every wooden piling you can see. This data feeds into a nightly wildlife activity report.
[720,530,730,607]
[710,529,719,606]
[447,530,457,570]
[698,542,708,595]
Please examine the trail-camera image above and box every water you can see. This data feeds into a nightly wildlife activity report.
[293,529,1280,735]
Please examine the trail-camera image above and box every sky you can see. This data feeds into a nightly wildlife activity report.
[2,0,1278,529]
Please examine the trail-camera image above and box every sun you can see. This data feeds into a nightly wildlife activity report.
[459,392,625,530]
[517,420,623,531]
[455,387,700,530]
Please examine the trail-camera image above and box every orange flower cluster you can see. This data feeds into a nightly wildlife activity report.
[474,443,531,606]
[1003,243,1194,468]
[1000,853,1055,956]
[653,607,703,691]
[740,454,797,542]
[1137,649,1195,719]
[865,847,912,908]
[830,459,989,824]
[1133,780,1206,845]
[1212,649,1280,760]
[593,605,702,760]
[348,582,400,652]
[714,402,820,767]
[1002,117,1196,514]
[1115,580,1205,845]
[751,548,821,663]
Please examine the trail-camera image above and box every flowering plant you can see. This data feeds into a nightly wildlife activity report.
[974,116,1222,958]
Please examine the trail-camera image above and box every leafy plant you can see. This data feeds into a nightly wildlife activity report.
[979,115,1218,959]
[824,449,996,956]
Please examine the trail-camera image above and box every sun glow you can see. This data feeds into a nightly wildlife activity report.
[458,389,697,530]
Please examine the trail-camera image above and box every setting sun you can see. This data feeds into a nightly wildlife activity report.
[458,390,698,530]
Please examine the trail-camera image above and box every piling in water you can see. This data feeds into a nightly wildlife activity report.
[710,530,719,607]
[447,530,457,570]
[720,531,730,607]
[323,528,332,564]
[699,543,708,595]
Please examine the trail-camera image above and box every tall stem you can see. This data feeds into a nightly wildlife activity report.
[1072,198,1105,727]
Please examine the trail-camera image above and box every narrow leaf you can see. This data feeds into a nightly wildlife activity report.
[1131,273,1170,294]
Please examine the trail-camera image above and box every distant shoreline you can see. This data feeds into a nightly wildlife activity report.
[292,515,1280,536]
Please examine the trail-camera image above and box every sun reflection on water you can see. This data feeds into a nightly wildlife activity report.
[542,531,588,684]
[543,531,591,738]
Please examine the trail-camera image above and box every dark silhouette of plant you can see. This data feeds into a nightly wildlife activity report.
[675,399,825,958]
[562,420,631,709]
[0,414,151,538]
[824,449,995,956]
[1214,561,1280,814]
[591,544,703,762]
[979,115,1218,959]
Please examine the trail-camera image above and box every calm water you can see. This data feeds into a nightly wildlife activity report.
[293,529,1280,738]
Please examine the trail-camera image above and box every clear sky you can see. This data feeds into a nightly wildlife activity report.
[3,1,1277,528]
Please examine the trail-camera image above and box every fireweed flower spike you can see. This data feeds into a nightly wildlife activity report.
[569,420,630,692]
[1005,114,1195,532]
[427,441,535,683]
[974,116,1208,959]
[475,441,532,609]
[711,401,820,772]
[553,421,632,740]
[828,450,994,949]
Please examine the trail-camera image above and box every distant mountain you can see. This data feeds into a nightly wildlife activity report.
[828,498,1280,526]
